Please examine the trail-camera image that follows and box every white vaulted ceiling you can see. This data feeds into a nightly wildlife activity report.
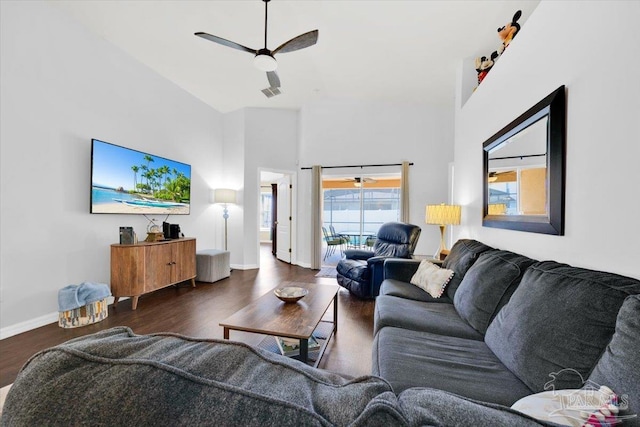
[51,0,540,113]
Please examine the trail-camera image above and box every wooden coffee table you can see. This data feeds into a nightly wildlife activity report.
[220,282,339,367]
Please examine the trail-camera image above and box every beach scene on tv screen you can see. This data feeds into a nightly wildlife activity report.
[91,140,191,214]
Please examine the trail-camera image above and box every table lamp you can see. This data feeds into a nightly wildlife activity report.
[426,204,461,259]
[212,188,237,250]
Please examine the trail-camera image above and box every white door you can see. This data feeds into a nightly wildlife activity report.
[276,175,292,263]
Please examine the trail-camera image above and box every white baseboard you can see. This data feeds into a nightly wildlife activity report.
[0,311,58,340]
[296,261,312,269]
[0,296,123,340]
[230,264,259,270]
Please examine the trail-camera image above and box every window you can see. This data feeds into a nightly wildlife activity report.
[322,176,401,238]
[488,167,546,215]
[260,192,272,229]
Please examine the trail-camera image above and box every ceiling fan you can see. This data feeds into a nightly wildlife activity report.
[195,0,318,97]
[488,171,516,182]
[345,177,378,187]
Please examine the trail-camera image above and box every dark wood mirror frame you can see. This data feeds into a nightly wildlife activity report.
[482,85,566,235]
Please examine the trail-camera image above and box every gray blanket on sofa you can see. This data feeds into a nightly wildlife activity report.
[1,327,554,426]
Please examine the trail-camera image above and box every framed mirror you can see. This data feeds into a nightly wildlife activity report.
[482,86,566,235]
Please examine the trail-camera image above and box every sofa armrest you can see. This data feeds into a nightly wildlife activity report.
[344,249,374,260]
[366,256,387,267]
[383,259,422,282]
[368,256,392,298]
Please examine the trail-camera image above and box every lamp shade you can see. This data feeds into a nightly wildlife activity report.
[426,204,461,225]
[211,188,236,204]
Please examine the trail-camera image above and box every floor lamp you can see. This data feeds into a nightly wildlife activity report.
[426,204,461,260]
[212,188,237,251]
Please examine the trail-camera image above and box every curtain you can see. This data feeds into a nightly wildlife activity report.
[400,161,410,223]
[310,165,322,270]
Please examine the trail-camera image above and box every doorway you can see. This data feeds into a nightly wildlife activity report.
[259,170,295,266]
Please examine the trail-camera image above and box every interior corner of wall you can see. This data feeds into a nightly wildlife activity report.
[458,57,478,111]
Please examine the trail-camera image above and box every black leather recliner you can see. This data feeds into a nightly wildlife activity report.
[336,222,421,299]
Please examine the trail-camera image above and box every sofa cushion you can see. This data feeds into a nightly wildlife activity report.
[379,279,453,304]
[485,261,640,393]
[441,239,494,300]
[588,294,640,426]
[372,327,532,405]
[1,327,399,426]
[453,250,537,334]
[399,388,552,427]
[374,295,483,340]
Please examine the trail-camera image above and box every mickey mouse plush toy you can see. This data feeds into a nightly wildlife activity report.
[474,10,522,86]
[474,51,499,85]
[496,10,522,55]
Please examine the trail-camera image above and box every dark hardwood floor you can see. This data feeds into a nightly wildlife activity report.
[0,244,374,387]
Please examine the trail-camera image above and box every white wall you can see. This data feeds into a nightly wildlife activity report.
[219,108,299,269]
[297,98,455,266]
[0,1,223,336]
[221,110,246,268]
[453,0,640,279]
[243,108,299,268]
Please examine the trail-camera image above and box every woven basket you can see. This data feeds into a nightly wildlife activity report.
[58,298,108,328]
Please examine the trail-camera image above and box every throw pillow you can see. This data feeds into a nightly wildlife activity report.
[409,260,454,298]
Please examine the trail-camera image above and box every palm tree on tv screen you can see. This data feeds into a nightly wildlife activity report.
[128,155,190,202]
[131,165,139,192]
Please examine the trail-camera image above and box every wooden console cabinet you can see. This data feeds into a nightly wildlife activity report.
[110,238,196,310]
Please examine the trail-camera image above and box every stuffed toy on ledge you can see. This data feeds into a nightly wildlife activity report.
[474,10,522,86]
[496,10,522,55]
[474,51,498,85]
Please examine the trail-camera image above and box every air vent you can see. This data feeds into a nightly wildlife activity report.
[261,87,282,98]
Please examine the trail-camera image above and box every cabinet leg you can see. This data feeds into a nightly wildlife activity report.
[113,297,119,306]
[191,278,196,288]
[131,296,139,310]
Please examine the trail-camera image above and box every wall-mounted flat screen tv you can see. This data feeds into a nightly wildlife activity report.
[91,139,191,215]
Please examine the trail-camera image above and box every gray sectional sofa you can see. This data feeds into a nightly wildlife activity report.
[374,239,640,425]
[2,327,556,426]
[2,239,639,426]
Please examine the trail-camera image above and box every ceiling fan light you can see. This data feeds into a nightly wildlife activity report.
[254,53,277,71]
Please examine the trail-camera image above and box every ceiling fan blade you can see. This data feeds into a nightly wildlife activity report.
[194,32,257,54]
[266,71,281,88]
[272,30,318,55]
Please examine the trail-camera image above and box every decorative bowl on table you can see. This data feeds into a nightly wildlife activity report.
[274,286,308,303]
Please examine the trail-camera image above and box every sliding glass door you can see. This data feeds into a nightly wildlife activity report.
[323,175,401,249]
